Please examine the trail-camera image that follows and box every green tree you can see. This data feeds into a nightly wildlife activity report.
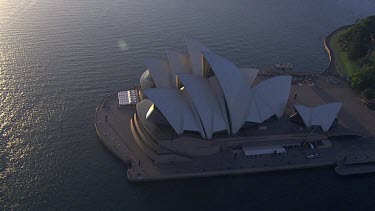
[361,88,375,100]
[339,16,375,61]
[351,66,375,91]
[349,32,362,61]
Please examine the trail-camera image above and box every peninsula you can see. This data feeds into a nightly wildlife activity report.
[96,35,375,182]
[325,16,375,108]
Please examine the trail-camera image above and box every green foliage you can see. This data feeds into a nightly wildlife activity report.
[349,32,362,60]
[351,65,375,91]
[338,16,375,62]
[331,29,358,76]
[361,88,375,100]
[336,16,375,91]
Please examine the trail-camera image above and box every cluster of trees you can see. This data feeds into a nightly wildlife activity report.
[338,16,375,63]
[351,65,375,99]
[338,16,375,99]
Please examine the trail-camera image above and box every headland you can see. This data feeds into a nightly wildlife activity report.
[96,37,375,182]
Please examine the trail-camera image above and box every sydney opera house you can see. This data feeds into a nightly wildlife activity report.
[121,38,343,164]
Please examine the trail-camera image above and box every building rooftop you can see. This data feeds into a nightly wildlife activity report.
[138,38,342,140]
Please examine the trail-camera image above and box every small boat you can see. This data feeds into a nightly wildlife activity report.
[275,62,293,71]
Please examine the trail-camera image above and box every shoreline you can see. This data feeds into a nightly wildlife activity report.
[322,24,354,77]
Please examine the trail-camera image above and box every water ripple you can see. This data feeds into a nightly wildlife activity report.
[1,0,375,209]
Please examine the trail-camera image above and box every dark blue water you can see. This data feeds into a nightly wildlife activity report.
[1,0,375,210]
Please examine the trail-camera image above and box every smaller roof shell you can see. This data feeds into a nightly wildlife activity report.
[166,50,192,88]
[294,103,342,132]
[246,76,292,123]
[240,68,259,86]
[185,38,210,76]
[140,69,155,89]
[144,59,172,88]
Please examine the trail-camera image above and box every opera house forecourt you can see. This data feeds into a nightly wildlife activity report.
[95,38,375,181]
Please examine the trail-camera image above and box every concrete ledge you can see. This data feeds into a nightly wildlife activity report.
[95,94,132,165]
[128,161,336,182]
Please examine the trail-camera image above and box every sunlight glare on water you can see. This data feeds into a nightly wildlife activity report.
[118,40,129,51]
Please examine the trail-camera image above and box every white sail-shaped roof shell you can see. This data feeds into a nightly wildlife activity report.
[208,76,229,128]
[185,38,209,76]
[294,103,342,132]
[143,88,204,137]
[178,73,229,138]
[140,69,155,89]
[140,40,293,138]
[166,50,192,88]
[144,59,172,88]
[247,76,292,123]
[240,68,259,86]
[202,51,250,133]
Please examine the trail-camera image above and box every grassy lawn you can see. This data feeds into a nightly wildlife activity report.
[329,28,358,76]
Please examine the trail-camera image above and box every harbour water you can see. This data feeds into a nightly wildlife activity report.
[1,0,375,210]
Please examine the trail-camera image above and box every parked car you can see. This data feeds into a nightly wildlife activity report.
[306,153,320,159]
